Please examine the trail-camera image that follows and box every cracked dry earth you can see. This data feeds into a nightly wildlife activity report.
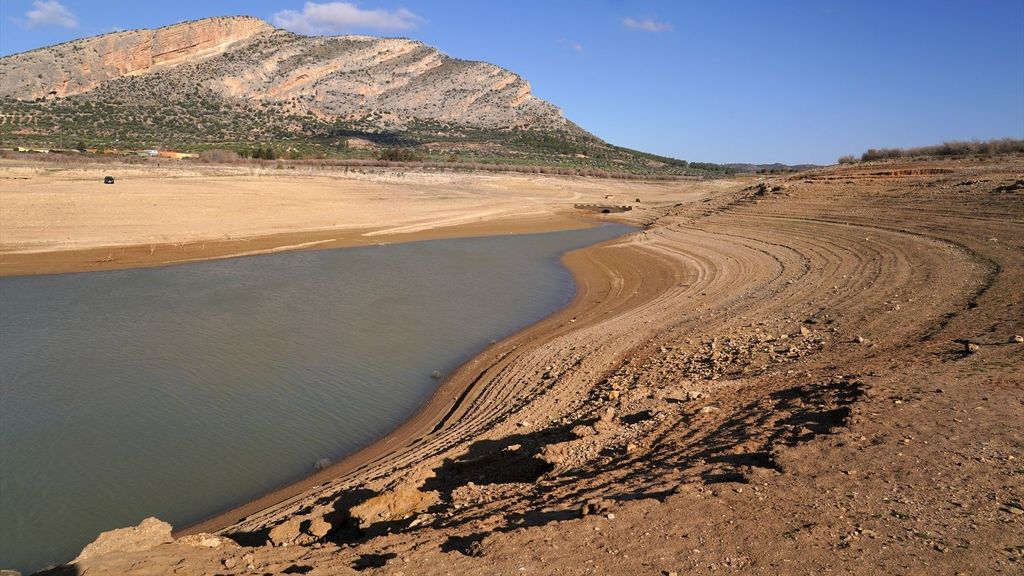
[46,157,1023,575]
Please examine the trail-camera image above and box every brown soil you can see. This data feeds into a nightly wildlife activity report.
[32,156,1024,575]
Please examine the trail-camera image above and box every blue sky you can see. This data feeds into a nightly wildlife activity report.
[1,1,1022,164]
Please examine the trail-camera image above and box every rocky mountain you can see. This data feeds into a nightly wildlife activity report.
[0,16,734,176]
[0,15,571,132]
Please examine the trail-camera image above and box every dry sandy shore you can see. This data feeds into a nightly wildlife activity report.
[0,160,720,276]
[11,157,1024,575]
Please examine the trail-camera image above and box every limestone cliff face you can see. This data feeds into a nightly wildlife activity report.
[0,16,273,99]
[0,16,572,132]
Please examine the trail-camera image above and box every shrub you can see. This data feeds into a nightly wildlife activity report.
[199,149,240,163]
[858,138,1024,162]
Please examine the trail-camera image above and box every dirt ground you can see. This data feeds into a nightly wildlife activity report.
[19,156,1024,575]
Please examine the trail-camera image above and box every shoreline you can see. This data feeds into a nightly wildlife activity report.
[176,220,654,537]
[0,212,597,277]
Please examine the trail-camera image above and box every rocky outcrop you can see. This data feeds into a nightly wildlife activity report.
[0,16,273,99]
[71,517,172,563]
[0,16,572,132]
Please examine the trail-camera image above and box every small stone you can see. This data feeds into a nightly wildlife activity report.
[606,513,615,520]
[223,557,238,570]
[965,342,979,354]
[799,326,811,337]
[607,390,620,401]
[855,335,865,344]
[1012,335,1023,343]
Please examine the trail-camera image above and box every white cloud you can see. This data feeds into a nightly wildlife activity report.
[273,2,422,35]
[21,0,78,29]
[623,17,672,33]
[571,42,583,53]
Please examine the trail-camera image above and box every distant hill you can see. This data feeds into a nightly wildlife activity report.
[724,162,822,174]
[0,16,735,176]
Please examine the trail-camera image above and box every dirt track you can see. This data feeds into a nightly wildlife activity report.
[39,157,1024,575]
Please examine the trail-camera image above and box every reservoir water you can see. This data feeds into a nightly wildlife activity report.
[0,224,632,573]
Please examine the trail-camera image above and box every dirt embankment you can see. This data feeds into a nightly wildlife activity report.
[34,157,1024,575]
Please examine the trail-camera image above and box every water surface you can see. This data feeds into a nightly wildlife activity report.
[0,224,631,573]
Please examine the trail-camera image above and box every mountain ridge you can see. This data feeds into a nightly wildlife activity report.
[0,15,571,132]
[0,16,738,176]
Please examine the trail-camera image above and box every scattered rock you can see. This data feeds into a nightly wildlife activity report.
[570,424,597,438]
[1012,335,1023,343]
[965,342,980,354]
[176,533,237,548]
[73,517,173,563]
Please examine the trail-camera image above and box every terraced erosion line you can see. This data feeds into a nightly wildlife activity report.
[190,160,997,539]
